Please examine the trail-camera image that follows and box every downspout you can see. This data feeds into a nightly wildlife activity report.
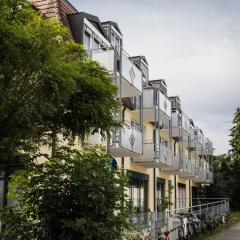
[154,168,156,212]
[174,175,177,209]
[121,105,127,170]
[189,180,191,207]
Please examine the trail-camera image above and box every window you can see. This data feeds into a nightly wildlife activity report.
[171,100,176,108]
[157,179,165,211]
[143,76,146,83]
[178,184,186,209]
[111,33,115,47]
[83,31,91,50]
[128,176,148,213]
[115,36,120,53]
[93,39,99,50]
[111,33,121,54]
[103,27,108,35]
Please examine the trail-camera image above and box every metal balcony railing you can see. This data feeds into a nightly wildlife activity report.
[141,88,171,122]
[207,170,214,183]
[87,48,115,73]
[110,120,143,157]
[171,112,190,134]
[194,166,213,183]
[181,155,192,174]
[121,50,142,97]
[189,162,199,180]
[132,140,172,168]
[170,155,191,176]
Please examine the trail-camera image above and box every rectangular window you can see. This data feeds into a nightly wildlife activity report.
[111,33,115,47]
[111,33,121,54]
[93,39,99,50]
[115,37,120,54]
[128,177,148,213]
[178,184,186,209]
[157,180,165,211]
[83,31,91,50]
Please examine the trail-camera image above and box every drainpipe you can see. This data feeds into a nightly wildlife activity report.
[189,180,191,207]
[121,105,127,169]
[174,175,177,209]
[154,168,156,212]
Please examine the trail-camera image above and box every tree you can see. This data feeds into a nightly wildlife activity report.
[205,107,240,210]
[205,155,233,199]
[0,0,120,166]
[230,107,240,158]
[0,146,135,240]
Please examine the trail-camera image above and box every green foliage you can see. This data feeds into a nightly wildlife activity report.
[1,146,133,240]
[0,0,120,164]
[230,107,240,158]
[205,107,240,210]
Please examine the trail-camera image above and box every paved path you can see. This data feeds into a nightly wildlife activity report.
[213,222,240,240]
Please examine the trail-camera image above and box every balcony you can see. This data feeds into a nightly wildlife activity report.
[110,120,143,157]
[204,138,214,156]
[121,50,143,97]
[132,141,172,168]
[197,168,207,183]
[141,88,171,123]
[172,112,190,139]
[88,48,115,73]
[162,155,191,177]
[207,170,214,184]
[187,162,199,181]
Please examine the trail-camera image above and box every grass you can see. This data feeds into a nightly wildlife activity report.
[199,211,240,240]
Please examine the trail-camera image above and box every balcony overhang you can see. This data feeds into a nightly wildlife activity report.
[110,145,141,157]
[162,156,192,177]
[110,121,143,158]
[121,76,142,97]
[132,142,172,169]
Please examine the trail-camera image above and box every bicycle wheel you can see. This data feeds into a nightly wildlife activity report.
[177,226,184,240]
[187,224,194,240]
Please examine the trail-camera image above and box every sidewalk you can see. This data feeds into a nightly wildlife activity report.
[213,222,240,240]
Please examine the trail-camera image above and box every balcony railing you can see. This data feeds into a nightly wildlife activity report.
[110,120,143,157]
[162,155,191,177]
[87,48,115,73]
[132,140,172,168]
[185,161,199,181]
[171,112,190,138]
[121,50,142,97]
[207,170,214,183]
[142,88,171,123]
[194,166,212,183]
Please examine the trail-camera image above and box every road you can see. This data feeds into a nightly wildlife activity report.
[213,222,240,240]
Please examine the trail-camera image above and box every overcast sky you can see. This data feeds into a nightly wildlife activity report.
[70,0,240,154]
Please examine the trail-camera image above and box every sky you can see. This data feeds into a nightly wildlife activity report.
[69,0,240,154]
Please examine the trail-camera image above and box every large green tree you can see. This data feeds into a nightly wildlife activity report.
[0,0,120,165]
[205,107,240,210]
[0,146,136,240]
[230,107,240,158]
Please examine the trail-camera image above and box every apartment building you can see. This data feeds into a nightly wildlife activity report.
[31,0,214,222]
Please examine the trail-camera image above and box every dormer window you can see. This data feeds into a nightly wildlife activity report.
[171,100,176,108]
[93,39,100,49]
[83,31,91,50]
[111,33,121,54]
